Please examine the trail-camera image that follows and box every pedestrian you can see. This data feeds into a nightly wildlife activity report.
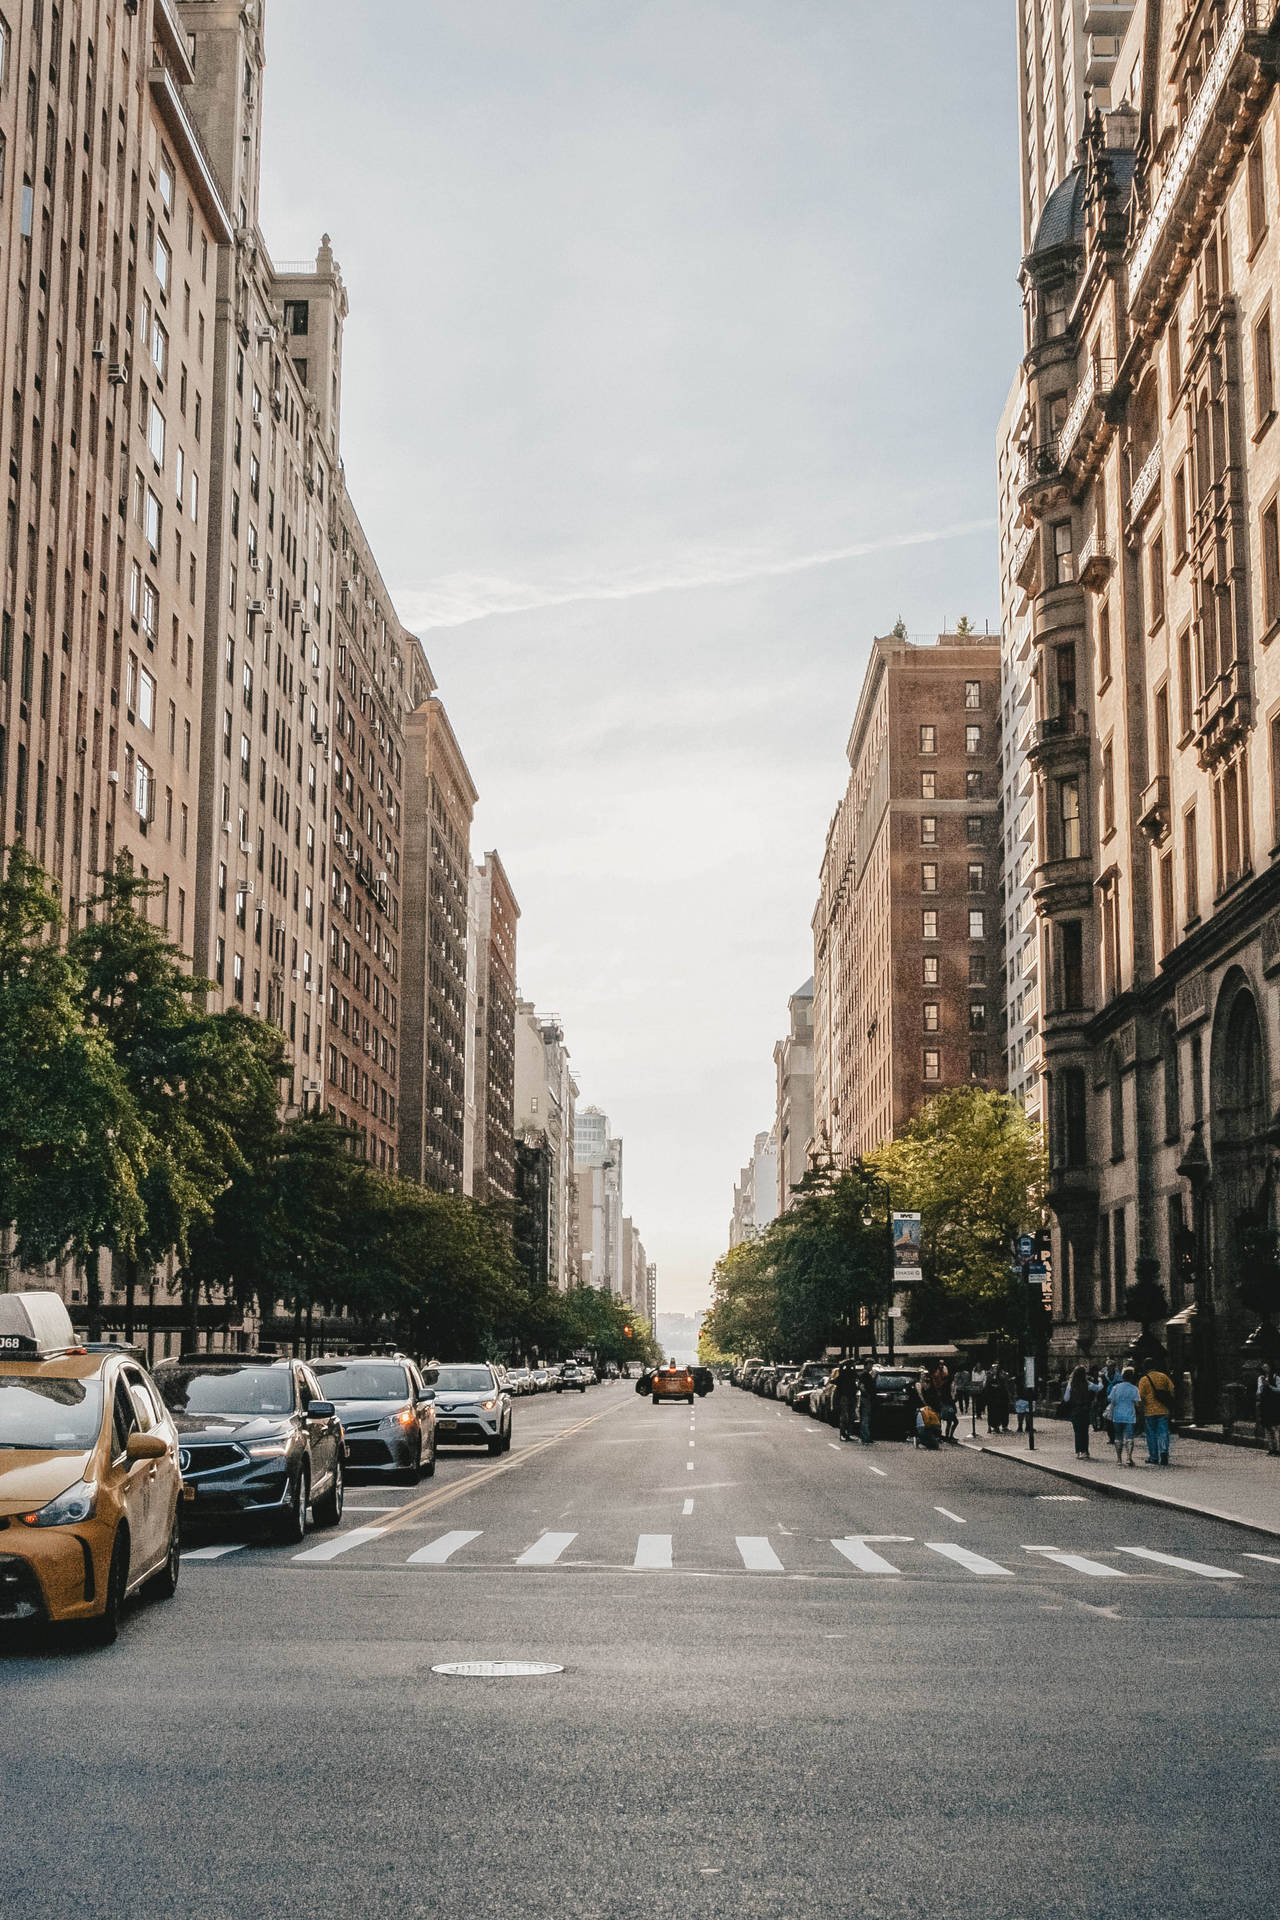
[970,1363,988,1425]
[834,1361,859,1443]
[1065,1363,1092,1458]
[953,1368,971,1415]
[1087,1364,1106,1431]
[1107,1366,1141,1466]
[1138,1359,1176,1466]
[986,1367,1011,1434]
[941,1381,958,1443]
[1256,1362,1280,1455]
[858,1365,876,1444]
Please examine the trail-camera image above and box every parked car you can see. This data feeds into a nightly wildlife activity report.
[309,1355,436,1483]
[0,1292,182,1644]
[506,1368,533,1396]
[556,1363,590,1393]
[153,1353,345,1542]
[868,1368,921,1440]
[531,1368,551,1392]
[691,1367,715,1397]
[431,1363,512,1454]
[785,1361,836,1408]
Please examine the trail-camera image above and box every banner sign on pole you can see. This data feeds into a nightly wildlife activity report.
[891,1212,922,1285]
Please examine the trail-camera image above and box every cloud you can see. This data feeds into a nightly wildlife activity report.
[397,516,996,631]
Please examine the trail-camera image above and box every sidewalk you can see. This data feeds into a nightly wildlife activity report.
[960,1411,1280,1537]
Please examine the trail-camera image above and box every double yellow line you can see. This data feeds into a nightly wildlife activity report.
[375,1393,630,1537]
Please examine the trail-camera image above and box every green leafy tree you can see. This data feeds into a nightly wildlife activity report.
[0,845,147,1280]
[868,1088,1046,1343]
[701,1237,781,1360]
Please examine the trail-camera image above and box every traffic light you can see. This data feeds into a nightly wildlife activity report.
[623,1325,632,1339]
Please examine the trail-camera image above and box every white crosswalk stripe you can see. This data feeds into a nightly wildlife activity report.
[516,1531,577,1567]
[406,1529,482,1566]
[634,1533,673,1570]
[1114,1545,1241,1579]
[183,1542,246,1560]
[924,1542,1014,1577]
[293,1526,389,1564]
[831,1536,908,1574]
[736,1536,784,1572]
[1024,1546,1127,1578]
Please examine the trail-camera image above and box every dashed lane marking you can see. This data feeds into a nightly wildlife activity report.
[925,1542,1014,1577]
[183,1543,246,1560]
[682,1499,694,1515]
[1037,1494,1088,1502]
[634,1533,673,1571]
[736,1536,784,1572]
[406,1529,482,1566]
[1114,1545,1241,1579]
[934,1506,966,1524]
[866,1465,887,1477]
[515,1531,577,1567]
[1244,1552,1280,1566]
[1023,1546,1126,1578]
[828,1443,841,1451]
[293,1526,389,1564]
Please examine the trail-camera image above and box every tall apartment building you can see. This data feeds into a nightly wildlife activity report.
[645,1261,657,1329]
[470,852,518,1207]
[774,976,815,1212]
[1016,2,1138,252]
[0,1,229,943]
[514,999,579,1291]
[1008,0,1280,1409]
[574,1104,622,1292]
[399,695,476,1191]
[812,632,1004,1163]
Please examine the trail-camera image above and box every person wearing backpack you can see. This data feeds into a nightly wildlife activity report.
[1138,1361,1176,1465]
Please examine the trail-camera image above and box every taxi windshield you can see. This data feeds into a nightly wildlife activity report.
[156,1365,293,1416]
[0,1375,104,1451]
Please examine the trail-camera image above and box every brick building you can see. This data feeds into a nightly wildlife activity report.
[470,851,519,1207]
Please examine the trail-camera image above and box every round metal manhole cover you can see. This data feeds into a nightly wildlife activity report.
[431,1660,564,1678]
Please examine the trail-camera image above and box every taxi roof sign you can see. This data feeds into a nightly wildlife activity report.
[0,1290,77,1354]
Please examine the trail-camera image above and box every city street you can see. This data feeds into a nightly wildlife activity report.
[3,1379,1278,1920]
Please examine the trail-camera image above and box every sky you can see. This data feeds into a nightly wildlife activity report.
[259,0,1024,1316]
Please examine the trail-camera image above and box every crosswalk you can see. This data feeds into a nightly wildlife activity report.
[184,1526,1274,1583]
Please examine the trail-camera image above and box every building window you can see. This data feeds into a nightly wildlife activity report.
[134,758,153,821]
[155,232,171,297]
[964,680,981,709]
[967,862,985,892]
[965,724,981,754]
[137,667,155,731]
[922,910,938,940]
[1184,804,1199,922]
[966,815,984,844]
[1054,1067,1087,1169]
[1053,520,1074,585]
[1173,461,1189,560]
[923,1002,939,1032]
[921,863,938,892]
[1159,849,1176,958]
[969,1003,986,1033]
[920,815,937,844]
[1101,739,1115,837]
[968,953,986,985]
[919,724,936,753]
[1263,499,1280,629]
[1097,600,1112,685]
[1060,920,1084,1009]
[1148,531,1164,629]
[968,909,984,940]
[922,955,939,984]
[148,401,166,469]
[1178,625,1194,737]
[1099,1217,1112,1315]
[1255,307,1276,434]
[923,1049,940,1082]
[158,148,175,215]
[145,490,162,552]
[965,770,983,798]
[1161,1021,1181,1143]
[1111,1207,1127,1314]
[969,1049,987,1080]
[920,770,936,799]
[1058,776,1081,860]
[1248,138,1268,251]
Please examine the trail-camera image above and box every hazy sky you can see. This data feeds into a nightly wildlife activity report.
[259,1,1023,1315]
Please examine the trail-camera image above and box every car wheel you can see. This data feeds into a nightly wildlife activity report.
[276,1467,309,1543]
[313,1455,344,1529]
[423,1433,437,1478]
[652,1393,660,1405]
[148,1513,181,1601]
[85,1528,129,1647]
[399,1442,422,1487]
[486,1431,503,1457]
[502,1422,513,1454]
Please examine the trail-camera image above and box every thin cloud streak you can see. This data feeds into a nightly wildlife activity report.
[400,517,997,631]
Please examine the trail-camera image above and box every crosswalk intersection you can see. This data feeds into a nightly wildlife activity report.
[183,1525,1274,1583]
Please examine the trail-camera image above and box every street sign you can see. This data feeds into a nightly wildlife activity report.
[1027,1261,1048,1280]
[1017,1234,1035,1260]
[892,1212,922,1285]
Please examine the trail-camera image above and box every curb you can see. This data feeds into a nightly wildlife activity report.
[961,1439,1280,1540]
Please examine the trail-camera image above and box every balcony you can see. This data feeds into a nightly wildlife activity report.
[1086,34,1124,84]
[1033,708,1089,748]
[1078,525,1114,588]
[1057,358,1117,473]
[1138,772,1171,842]
[1083,2,1136,27]
[1194,656,1251,765]
[1029,707,1092,777]
[1034,854,1095,915]
[1128,2,1268,307]
[1127,442,1162,525]
[1018,441,1065,507]
[1013,521,1039,593]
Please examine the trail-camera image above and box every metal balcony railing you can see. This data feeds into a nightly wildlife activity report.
[1019,442,1062,491]
[1034,708,1089,746]
[1058,358,1117,469]
[1128,442,1162,521]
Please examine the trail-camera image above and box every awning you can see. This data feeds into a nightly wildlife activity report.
[1165,1305,1198,1327]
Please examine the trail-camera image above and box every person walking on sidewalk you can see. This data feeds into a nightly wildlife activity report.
[1138,1361,1176,1466]
[858,1365,876,1444]
[834,1361,859,1443]
[1257,1362,1280,1454]
[1065,1364,1092,1458]
[1107,1366,1141,1466]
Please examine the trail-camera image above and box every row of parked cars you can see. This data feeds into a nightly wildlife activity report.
[1,1290,587,1645]
[731,1357,921,1440]
[504,1361,597,1396]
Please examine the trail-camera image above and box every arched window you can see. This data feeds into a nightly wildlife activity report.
[1108,1049,1125,1163]
[1161,1020,1181,1144]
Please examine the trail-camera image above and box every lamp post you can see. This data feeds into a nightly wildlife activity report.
[860,1170,896,1366]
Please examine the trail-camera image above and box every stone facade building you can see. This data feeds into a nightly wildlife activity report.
[729,1127,778,1247]
[812,632,1005,1164]
[514,999,579,1292]
[1010,0,1280,1407]
[470,851,519,1208]
[774,976,815,1212]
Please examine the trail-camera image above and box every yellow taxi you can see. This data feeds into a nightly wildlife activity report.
[0,1293,182,1644]
[650,1364,697,1405]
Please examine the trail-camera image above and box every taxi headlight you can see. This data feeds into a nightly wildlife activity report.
[21,1478,98,1527]
[246,1441,289,1458]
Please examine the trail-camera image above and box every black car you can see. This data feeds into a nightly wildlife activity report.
[310,1355,437,1483]
[153,1354,345,1542]
[868,1368,920,1440]
[690,1367,714,1398]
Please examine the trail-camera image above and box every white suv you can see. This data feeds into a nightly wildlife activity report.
[430,1364,512,1455]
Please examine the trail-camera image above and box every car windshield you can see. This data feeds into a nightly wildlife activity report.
[0,1376,104,1451]
[156,1365,294,1417]
[311,1363,410,1402]
[433,1366,494,1393]
[875,1373,913,1391]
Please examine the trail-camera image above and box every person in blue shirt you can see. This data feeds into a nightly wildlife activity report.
[1107,1366,1141,1466]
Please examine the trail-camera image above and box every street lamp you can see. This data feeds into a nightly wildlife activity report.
[859,1168,896,1365]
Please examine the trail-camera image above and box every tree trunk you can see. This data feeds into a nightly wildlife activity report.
[124,1257,137,1348]
[87,1254,103,1342]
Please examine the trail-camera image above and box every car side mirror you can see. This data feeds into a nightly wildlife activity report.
[308,1400,336,1420]
[126,1431,168,1462]
[418,1389,435,1403]
[422,1369,439,1386]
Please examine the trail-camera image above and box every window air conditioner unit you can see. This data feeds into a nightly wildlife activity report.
[248,555,260,571]
[252,1000,262,1013]
[92,341,105,360]
[292,969,300,980]
[108,364,128,385]
[248,599,265,616]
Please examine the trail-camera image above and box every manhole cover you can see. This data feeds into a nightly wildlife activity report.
[431,1660,564,1678]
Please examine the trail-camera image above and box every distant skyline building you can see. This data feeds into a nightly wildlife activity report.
[729,1127,778,1248]
[514,1000,579,1292]
[774,977,815,1212]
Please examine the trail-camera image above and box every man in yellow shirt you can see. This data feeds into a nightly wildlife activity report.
[1138,1363,1176,1466]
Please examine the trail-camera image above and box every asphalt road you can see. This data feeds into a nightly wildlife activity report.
[4,1380,1280,1920]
